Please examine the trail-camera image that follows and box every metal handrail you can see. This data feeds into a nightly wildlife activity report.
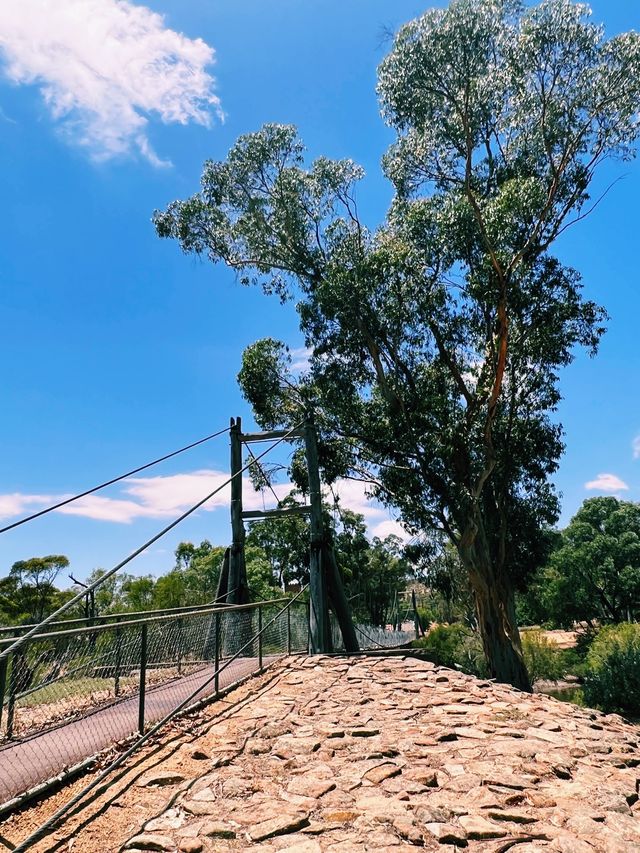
[0,597,283,636]
[1,593,309,741]
[0,596,301,647]
[8,587,309,852]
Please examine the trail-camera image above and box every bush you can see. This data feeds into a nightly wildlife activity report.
[413,623,487,677]
[583,623,640,715]
[520,630,565,682]
[557,643,589,680]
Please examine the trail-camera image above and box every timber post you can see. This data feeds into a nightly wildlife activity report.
[229,418,248,606]
[114,615,123,697]
[214,611,220,695]
[0,654,7,731]
[229,414,344,655]
[412,589,424,638]
[138,624,148,735]
[304,413,329,654]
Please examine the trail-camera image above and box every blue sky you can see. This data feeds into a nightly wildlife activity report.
[0,0,638,586]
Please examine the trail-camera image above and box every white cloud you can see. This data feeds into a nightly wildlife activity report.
[57,469,291,523]
[0,492,58,520]
[584,473,629,493]
[328,479,410,542]
[370,519,410,542]
[289,347,312,373]
[58,493,161,523]
[0,471,408,540]
[0,0,221,164]
[633,435,640,460]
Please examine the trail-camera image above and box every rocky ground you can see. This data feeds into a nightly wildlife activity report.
[3,654,640,852]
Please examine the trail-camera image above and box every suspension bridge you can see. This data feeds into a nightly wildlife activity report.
[0,417,415,851]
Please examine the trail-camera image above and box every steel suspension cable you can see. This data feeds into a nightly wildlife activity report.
[245,443,282,507]
[0,425,231,534]
[0,422,304,662]
[10,586,309,853]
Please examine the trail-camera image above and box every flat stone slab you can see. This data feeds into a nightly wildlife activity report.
[10,655,640,851]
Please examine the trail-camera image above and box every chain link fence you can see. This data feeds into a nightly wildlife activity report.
[0,598,309,807]
[0,598,414,810]
[329,615,416,651]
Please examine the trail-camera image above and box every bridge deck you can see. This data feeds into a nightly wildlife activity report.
[0,656,266,806]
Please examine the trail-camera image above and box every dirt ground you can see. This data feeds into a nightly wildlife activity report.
[524,628,579,650]
[0,666,281,853]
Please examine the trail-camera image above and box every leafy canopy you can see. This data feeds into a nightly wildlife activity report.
[524,497,640,628]
[154,0,640,687]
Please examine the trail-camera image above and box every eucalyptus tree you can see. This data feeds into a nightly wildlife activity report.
[530,498,640,628]
[154,0,640,688]
[6,555,70,623]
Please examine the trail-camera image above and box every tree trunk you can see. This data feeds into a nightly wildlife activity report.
[460,539,531,691]
[323,544,360,653]
[473,577,531,691]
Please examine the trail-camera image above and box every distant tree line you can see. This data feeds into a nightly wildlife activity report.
[0,495,410,629]
[408,496,640,633]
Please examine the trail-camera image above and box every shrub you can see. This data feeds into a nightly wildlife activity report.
[557,644,589,680]
[416,607,431,634]
[583,623,640,715]
[413,623,487,677]
[520,630,565,682]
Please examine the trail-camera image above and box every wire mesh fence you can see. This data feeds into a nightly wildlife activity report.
[330,616,416,651]
[0,598,309,807]
[0,596,415,810]
[354,623,416,649]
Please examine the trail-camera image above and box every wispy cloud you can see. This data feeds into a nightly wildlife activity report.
[329,479,410,542]
[0,0,221,164]
[0,104,17,124]
[0,470,289,525]
[633,435,640,460]
[584,472,629,493]
[0,492,59,520]
[289,346,312,373]
[0,470,409,541]
[59,469,291,523]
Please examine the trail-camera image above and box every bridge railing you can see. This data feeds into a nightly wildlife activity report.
[0,596,309,809]
[329,616,416,652]
[0,599,253,638]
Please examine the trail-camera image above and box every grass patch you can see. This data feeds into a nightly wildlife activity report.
[17,676,138,707]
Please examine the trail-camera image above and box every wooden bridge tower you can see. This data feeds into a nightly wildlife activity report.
[217,415,358,654]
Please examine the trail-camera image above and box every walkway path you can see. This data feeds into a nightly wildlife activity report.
[7,655,640,852]
[0,656,267,805]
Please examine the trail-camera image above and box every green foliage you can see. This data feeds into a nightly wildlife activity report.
[558,644,589,681]
[237,339,305,430]
[413,623,487,677]
[521,498,640,628]
[153,540,227,609]
[520,630,565,682]
[243,484,409,625]
[583,623,640,715]
[407,540,476,627]
[120,575,155,611]
[332,508,410,627]
[245,545,282,602]
[245,494,311,589]
[0,555,71,624]
[154,0,640,687]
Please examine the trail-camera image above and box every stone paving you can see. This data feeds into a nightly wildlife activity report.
[118,655,640,852]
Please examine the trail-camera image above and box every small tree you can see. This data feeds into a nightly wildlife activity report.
[120,575,155,611]
[8,555,70,623]
[530,497,640,628]
[154,1,640,688]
